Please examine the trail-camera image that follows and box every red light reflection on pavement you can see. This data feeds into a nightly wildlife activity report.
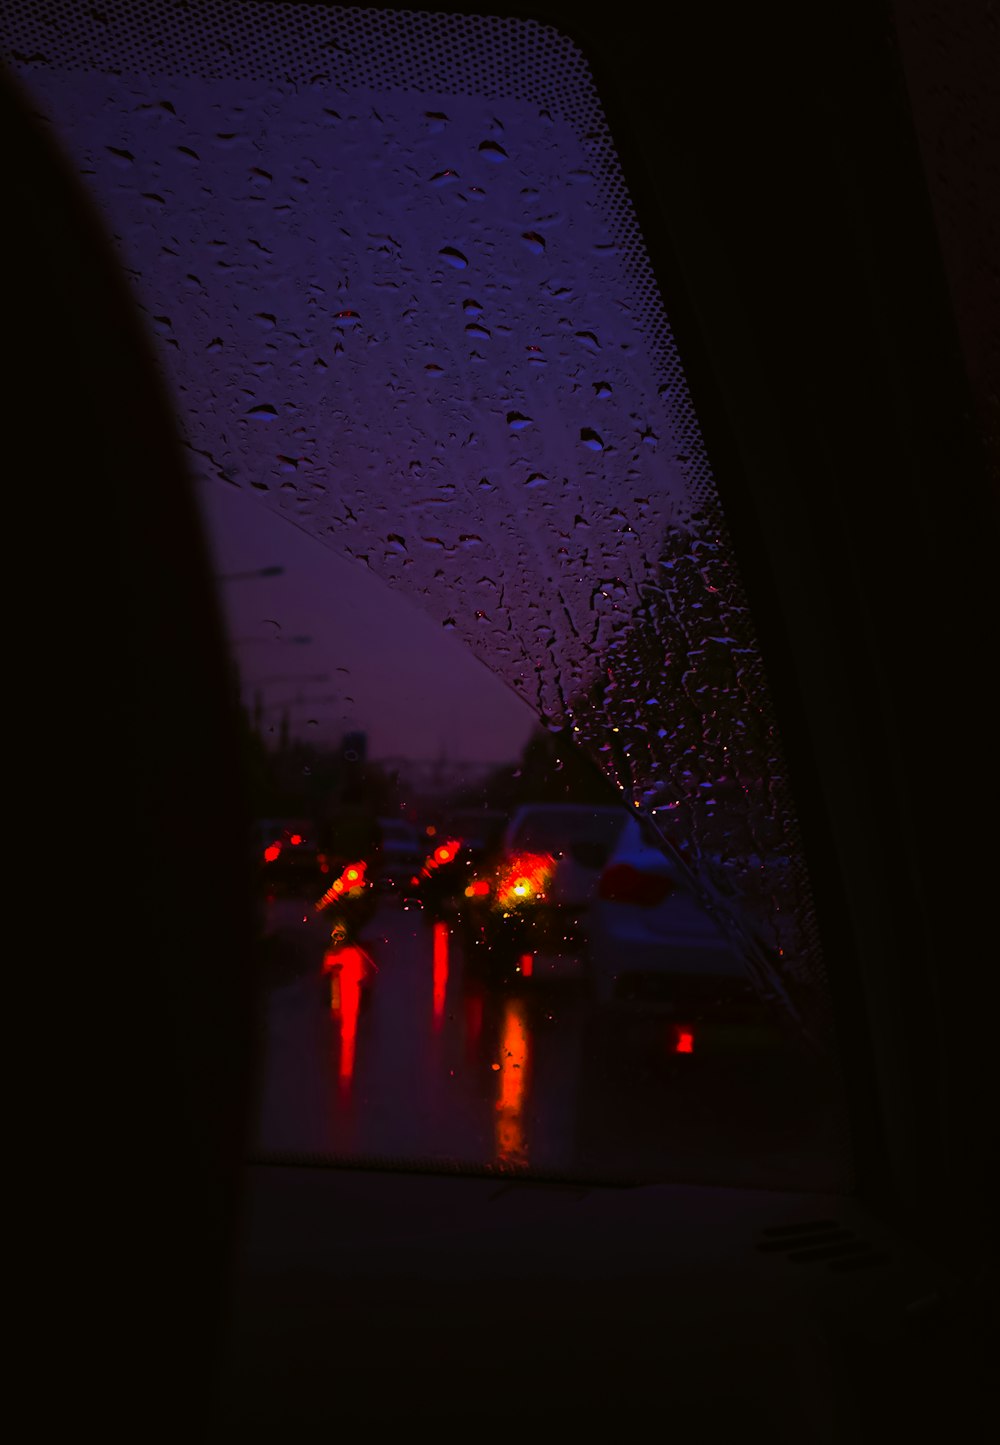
[519,952,534,979]
[495,998,530,1167]
[323,943,374,1086]
[432,921,449,1026]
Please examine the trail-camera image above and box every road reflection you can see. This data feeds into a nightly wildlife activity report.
[257,899,842,1191]
[494,998,530,1167]
[432,920,449,1028]
[323,941,376,1089]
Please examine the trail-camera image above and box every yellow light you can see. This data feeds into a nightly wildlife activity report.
[346,867,359,880]
[333,878,344,892]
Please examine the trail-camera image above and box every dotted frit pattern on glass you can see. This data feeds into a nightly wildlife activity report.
[2,1,838,1062]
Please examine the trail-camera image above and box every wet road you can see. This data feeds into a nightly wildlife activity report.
[253,895,846,1191]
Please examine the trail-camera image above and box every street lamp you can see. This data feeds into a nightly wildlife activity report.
[253,673,331,688]
[257,694,339,713]
[231,634,313,646]
[215,565,285,581]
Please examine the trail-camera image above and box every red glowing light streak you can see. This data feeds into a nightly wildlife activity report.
[324,943,373,1085]
[495,998,529,1166]
[432,920,449,1025]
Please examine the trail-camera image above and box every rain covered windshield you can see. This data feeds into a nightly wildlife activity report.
[3,0,848,1189]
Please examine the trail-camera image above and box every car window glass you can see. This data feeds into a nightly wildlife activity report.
[3,0,848,1191]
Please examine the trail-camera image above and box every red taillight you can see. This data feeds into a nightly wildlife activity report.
[673,1027,694,1054]
[263,843,281,863]
[598,863,676,906]
[290,834,303,845]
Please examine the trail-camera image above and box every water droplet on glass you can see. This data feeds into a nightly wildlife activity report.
[249,167,272,183]
[430,169,459,185]
[247,404,278,420]
[524,472,548,488]
[425,111,450,132]
[177,145,199,162]
[465,322,491,340]
[442,617,457,629]
[576,330,601,350]
[507,412,533,430]
[206,337,223,353]
[521,232,546,255]
[106,145,134,163]
[593,381,612,399]
[439,247,468,269]
[478,140,507,161]
[580,428,605,450]
[255,312,277,329]
[463,298,484,315]
[335,309,362,326]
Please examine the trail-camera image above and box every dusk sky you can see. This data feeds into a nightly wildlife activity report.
[198,471,539,761]
[9,17,700,767]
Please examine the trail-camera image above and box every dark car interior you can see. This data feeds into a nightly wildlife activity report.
[8,0,994,1438]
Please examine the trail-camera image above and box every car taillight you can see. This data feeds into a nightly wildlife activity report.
[598,863,676,906]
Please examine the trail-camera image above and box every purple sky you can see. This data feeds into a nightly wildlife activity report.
[198,473,539,762]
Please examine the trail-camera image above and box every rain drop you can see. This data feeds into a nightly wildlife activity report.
[576,330,601,350]
[521,232,546,255]
[507,412,533,430]
[430,169,459,185]
[439,247,468,269]
[580,428,605,450]
[247,404,279,419]
[593,381,612,399]
[478,140,507,161]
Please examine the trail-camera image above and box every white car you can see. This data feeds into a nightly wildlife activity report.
[586,816,755,1011]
